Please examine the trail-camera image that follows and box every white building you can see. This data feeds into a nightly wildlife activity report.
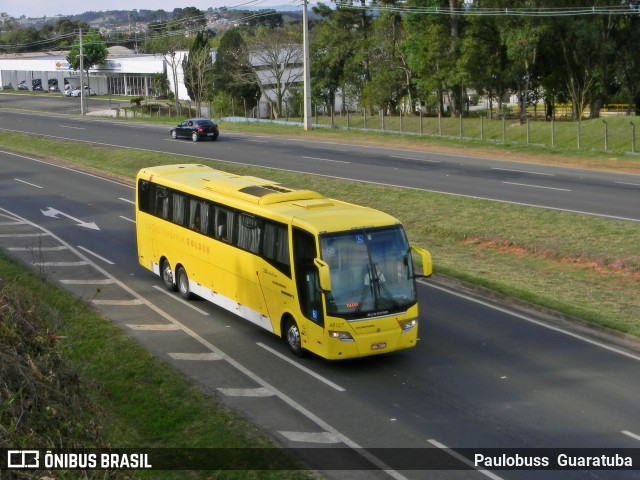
[0,47,165,96]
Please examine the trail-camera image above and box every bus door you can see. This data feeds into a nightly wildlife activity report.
[292,228,324,347]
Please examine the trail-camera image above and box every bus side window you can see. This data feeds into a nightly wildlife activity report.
[138,180,152,213]
[155,186,170,220]
[215,207,233,243]
[262,222,291,276]
[172,193,186,226]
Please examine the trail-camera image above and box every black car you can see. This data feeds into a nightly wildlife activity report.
[170,119,219,142]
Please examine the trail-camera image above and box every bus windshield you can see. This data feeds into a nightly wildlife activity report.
[320,226,416,320]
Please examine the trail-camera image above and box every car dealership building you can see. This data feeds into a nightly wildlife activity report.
[0,47,166,97]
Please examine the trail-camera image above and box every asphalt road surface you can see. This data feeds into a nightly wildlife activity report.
[1,145,639,479]
[0,105,639,223]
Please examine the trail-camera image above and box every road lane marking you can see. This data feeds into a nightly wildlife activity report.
[492,167,554,176]
[77,245,115,265]
[32,261,87,266]
[59,124,86,130]
[258,342,346,392]
[622,430,640,442]
[424,281,640,362]
[60,278,114,285]
[119,197,135,204]
[169,352,223,361]
[302,156,350,164]
[0,233,49,237]
[119,216,135,223]
[428,439,504,480]
[93,299,144,306]
[502,181,571,192]
[152,285,210,315]
[8,245,67,251]
[15,178,43,188]
[391,155,440,163]
[126,323,181,330]
[278,431,341,444]
[218,387,274,397]
[615,181,640,187]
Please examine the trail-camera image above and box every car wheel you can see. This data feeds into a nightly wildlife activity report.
[285,318,304,357]
[211,134,219,141]
[192,132,199,142]
[161,259,176,291]
[171,130,177,139]
[176,266,191,300]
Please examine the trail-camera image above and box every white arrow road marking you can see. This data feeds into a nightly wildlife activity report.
[41,207,100,230]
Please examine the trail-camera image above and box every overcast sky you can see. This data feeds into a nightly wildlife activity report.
[3,1,302,20]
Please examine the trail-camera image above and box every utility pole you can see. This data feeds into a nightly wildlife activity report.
[302,0,312,131]
[79,28,85,115]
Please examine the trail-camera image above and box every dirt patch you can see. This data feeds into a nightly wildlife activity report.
[463,237,640,278]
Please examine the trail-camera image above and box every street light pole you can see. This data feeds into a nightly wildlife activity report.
[302,0,312,131]
[79,28,85,115]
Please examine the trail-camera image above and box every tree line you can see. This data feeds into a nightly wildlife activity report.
[3,2,639,120]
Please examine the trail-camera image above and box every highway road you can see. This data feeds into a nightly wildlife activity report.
[0,107,639,222]
[1,144,640,479]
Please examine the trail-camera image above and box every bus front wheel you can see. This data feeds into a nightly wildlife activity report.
[161,259,176,291]
[176,266,192,300]
[285,318,304,357]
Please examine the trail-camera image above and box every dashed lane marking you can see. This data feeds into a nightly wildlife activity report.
[278,431,342,444]
[77,245,115,265]
[92,299,143,306]
[168,352,223,361]
[32,261,88,267]
[428,439,504,480]
[61,279,115,285]
[126,323,181,330]
[218,387,274,397]
[0,233,49,237]
[8,245,67,251]
[622,430,640,442]
[258,342,346,392]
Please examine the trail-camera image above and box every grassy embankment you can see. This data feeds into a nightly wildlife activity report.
[0,252,316,479]
[0,127,638,337]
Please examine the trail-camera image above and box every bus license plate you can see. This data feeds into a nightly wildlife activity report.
[371,342,386,350]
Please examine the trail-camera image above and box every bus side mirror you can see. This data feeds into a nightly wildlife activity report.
[314,258,331,292]
[410,246,432,278]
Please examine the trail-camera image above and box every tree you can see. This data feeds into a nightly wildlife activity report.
[182,31,214,117]
[212,29,260,112]
[66,29,108,95]
[142,34,190,110]
[310,3,362,113]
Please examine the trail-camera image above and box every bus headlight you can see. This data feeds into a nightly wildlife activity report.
[399,318,417,332]
[329,331,355,342]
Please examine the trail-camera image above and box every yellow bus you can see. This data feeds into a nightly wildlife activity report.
[136,164,432,360]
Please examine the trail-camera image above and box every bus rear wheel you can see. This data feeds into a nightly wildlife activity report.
[161,259,176,291]
[176,266,191,300]
[285,318,304,357]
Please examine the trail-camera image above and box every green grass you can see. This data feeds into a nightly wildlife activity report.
[0,251,317,480]
[0,129,638,337]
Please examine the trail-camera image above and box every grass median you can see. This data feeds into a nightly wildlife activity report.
[0,129,638,338]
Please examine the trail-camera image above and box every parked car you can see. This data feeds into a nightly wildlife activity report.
[17,80,28,90]
[170,119,219,142]
[69,87,96,97]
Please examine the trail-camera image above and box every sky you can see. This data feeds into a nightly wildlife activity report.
[3,0,303,20]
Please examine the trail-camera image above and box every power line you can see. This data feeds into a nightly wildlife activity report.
[334,1,640,17]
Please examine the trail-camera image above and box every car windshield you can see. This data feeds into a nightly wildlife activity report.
[320,226,417,320]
